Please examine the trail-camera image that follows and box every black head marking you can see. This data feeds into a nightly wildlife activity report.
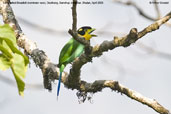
[77,26,92,35]
[81,26,92,30]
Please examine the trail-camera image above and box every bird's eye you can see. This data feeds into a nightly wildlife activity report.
[77,29,85,35]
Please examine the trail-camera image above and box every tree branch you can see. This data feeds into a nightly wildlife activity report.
[78,80,170,114]
[67,12,171,113]
[0,1,170,114]
[70,12,171,79]
[66,0,92,88]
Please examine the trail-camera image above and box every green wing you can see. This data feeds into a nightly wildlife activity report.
[58,38,84,66]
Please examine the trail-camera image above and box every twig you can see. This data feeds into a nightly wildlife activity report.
[138,12,171,38]
[153,0,161,19]
[137,42,171,60]
[113,0,156,21]
[17,17,66,36]
[69,0,90,46]
[113,0,171,27]
[72,0,77,31]
[0,74,43,90]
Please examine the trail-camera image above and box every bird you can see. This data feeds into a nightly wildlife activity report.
[57,26,97,99]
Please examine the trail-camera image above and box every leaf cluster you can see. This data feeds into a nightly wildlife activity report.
[0,24,29,96]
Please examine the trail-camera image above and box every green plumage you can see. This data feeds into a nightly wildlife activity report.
[58,38,84,67]
[57,38,84,97]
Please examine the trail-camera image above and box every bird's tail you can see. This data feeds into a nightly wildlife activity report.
[57,64,65,99]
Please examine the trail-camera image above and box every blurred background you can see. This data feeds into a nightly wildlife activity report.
[0,0,171,114]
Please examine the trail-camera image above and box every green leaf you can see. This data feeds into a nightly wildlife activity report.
[0,36,29,65]
[0,54,12,70]
[12,53,27,78]
[11,66,25,96]
[0,24,28,63]
[0,24,16,46]
[0,45,13,58]
[0,39,12,53]
[11,53,28,95]
[0,24,29,96]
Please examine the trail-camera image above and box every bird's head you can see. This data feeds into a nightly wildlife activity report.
[77,26,97,40]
